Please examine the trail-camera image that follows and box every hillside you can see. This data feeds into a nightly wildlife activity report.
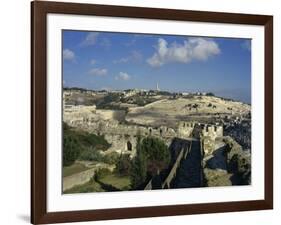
[125,95,250,127]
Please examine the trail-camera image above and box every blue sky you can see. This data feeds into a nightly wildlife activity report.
[63,30,251,103]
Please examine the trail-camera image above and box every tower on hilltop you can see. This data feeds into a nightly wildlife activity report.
[156,82,160,91]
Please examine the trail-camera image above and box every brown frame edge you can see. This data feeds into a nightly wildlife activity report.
[31,1,273,224]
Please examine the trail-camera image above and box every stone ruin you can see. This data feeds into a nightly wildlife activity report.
[63,107,223,157]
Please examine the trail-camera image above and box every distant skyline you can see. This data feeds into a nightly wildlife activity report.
[63,30,251,103]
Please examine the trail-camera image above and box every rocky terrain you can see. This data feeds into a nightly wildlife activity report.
[203,137,251,186]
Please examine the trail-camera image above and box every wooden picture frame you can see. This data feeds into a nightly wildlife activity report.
[31,1,273,224]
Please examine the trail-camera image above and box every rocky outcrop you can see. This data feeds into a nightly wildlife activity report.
[224,136,251,185]
[203,137,251,187]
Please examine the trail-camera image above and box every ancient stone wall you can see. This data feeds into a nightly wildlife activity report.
[70,119,178,156]
[63,167,96,191]
[144,141,193,190]
[177,122,195,139]
[200,124,223,155]
[162,146,186,189]
[201,124,223,140]
[104,134,138,157]
[63,164,115,191]
[63,106,224,157]
[202,137,215,155]
[144,179,153,190]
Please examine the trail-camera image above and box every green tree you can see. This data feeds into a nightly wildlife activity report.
[63,122,111,166]
[130,136,170,188]
[116,154,131,176]
[206,92,215,96]
[63,123,80,166]
[130,136,147,189]
[141,137,170,175]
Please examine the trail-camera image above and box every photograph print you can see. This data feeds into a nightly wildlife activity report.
[62,30,251,194]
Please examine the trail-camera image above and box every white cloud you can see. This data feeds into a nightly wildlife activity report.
[113,50,142,64]
[63,49,75,61]
[80,32,99,46]
[115,72,131,81]
[88,68,107,76]
[147,38,220,67]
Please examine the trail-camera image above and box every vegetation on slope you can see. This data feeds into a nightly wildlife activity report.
[131,136,170,189]
[224,136,251,185]
[63,122,111,166]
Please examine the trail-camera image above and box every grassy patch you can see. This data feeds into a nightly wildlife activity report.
[63,173,131,194]
[99,174,131,190]
[64,179,105,194]
[63,163,89,177]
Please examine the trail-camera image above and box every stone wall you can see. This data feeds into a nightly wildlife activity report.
[177,122,195,139]
[143,140,193,190]
[201,124,223,140]
[63,106,224,157]
[104,133,138,157]
[63,167,96,192]
[202,137,215,155]
[63,164,115,192]
[144,179,153,190]
[162,146,186,189]
[70,120,178,156]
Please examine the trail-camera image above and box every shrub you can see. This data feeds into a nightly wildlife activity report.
[63,122,110,166]
[78,148,104,161]
[103,152,120,164]
[130,136,170,188]
[130,136,147,189]
[116,154,131,175]
[192,103,199,109]
[141,137,170,175]
[95,168,111,180]
[63,124,81,166]
[206,92,215,96]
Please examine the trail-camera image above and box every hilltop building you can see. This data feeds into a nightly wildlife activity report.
[156,82,160,91]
